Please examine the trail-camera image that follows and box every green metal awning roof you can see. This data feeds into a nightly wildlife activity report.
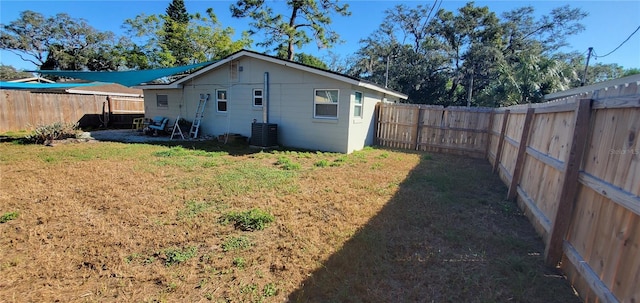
[28,61,214,87]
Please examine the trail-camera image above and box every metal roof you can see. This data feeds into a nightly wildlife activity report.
[137,49,408,100]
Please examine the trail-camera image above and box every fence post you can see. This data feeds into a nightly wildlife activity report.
[374,103,381,146]
[545,99,593,267]
[485,110,495,160]
[508,108,536,200]
[493,110,510,173]
[413,106,422,150]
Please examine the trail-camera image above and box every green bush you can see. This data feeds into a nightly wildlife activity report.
[220,208,275,231]
[25,122,80,144]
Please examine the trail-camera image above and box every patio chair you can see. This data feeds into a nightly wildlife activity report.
[132,117,145,130]
[147,116,169,135]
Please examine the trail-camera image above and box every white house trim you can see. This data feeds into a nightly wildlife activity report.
[64,89,143,97]
[136,50,408,99]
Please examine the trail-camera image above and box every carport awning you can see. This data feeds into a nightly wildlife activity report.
[29,61,214,87]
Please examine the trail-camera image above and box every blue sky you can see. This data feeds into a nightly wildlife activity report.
[1,0,639,71]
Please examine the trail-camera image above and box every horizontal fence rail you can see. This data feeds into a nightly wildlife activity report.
[376,103,492,158]
[376,75,640,303]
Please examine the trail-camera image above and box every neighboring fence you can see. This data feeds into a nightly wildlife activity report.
[0,90,144,132]
[376,74,640,303]
[376,103,492,158]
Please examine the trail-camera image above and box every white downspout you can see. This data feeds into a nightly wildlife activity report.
[263,72,269,123]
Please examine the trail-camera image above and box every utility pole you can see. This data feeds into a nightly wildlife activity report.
[467,72,474,107]
[385,47,398,89]
[581,47,593,87]
[385,54,390,88]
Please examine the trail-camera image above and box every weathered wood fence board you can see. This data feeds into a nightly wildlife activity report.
[0,90,144,132]
[376,103,491,158]
[109,97,145,114]
[376,74,640,303]
[376,103,419,150]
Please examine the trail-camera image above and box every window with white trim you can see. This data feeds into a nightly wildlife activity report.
[253,89,263,107]
[314,89,339,119]
[353,91,363,118]
[156,94,168,108]
[217,90,227,112]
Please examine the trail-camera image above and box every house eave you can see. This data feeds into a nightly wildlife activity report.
[168,49,408,99]
[134,83,181,90]
[65,89,143,98]
[358,82,408,99]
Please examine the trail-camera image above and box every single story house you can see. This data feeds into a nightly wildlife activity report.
[136,49,408,153]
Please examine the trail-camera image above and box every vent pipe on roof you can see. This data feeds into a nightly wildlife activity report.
[263,72,269,123]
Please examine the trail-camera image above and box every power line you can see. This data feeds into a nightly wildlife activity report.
[594,25,640,58]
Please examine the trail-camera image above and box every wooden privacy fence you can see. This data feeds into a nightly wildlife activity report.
[376,103,493,158]
[0,90,144,132]
[488,80,640,303]
[376,75,640,303]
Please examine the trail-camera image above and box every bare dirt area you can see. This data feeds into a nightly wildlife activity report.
[0,139,581,302]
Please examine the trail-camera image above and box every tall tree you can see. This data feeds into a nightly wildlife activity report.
[481,5,587,104]
[476,45,569,106]
[0,11,117,70]
[274,44,328,69]
[623,68,640,77]
[163,0,191,65]
[501,5,587,56]
[323,51,354,74]
[349,2,588,106]
[166,0,189,23]
[348,3,450,103]
[0,65,34,80]
[0,11,52,67]
[587,63,625,84]
[230,0,350,60]
[431,3,504,104]
[124,7,251,68]
[384,3,441,53]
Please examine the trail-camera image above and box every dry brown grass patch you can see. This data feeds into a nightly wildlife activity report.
[0,141,580,302]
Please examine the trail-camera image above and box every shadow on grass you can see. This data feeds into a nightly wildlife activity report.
[287,153,581,303]
[81,129,261,156]
[143,140,259,157]
[85,129,332,157]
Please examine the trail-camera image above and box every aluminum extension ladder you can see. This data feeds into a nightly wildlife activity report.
[189,94,210,139]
